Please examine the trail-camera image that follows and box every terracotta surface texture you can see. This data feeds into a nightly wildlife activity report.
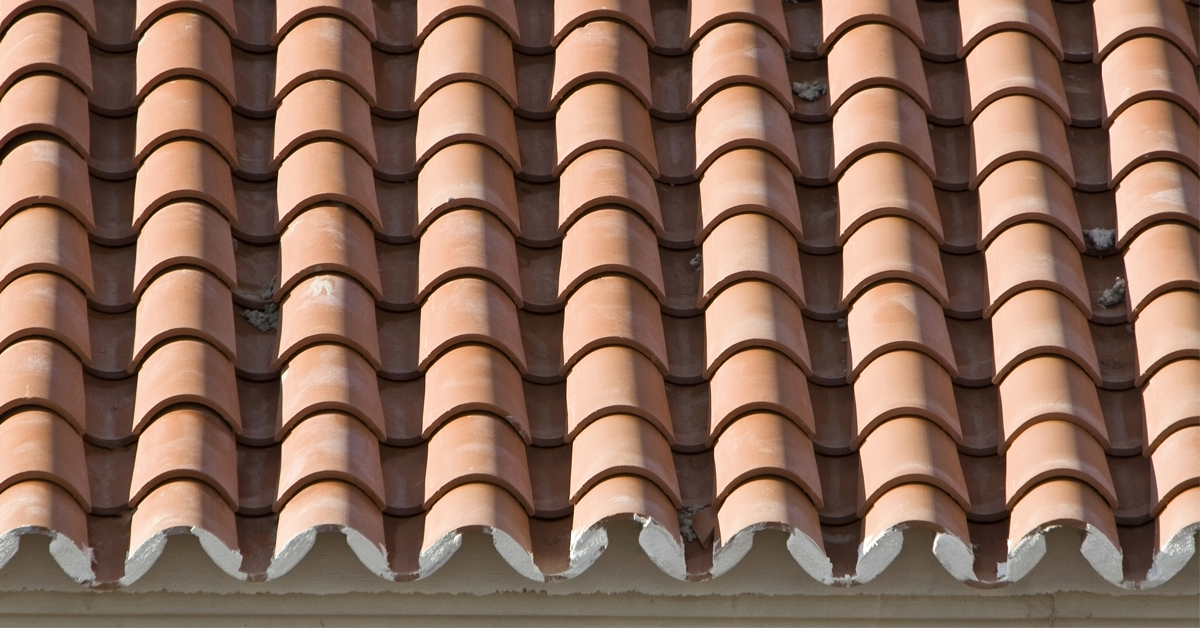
[0,0,1196,591]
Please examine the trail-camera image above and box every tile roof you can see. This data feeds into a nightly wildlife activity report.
[0,0,1196,591]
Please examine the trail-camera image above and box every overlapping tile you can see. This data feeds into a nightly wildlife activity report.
[0,0,1195,592]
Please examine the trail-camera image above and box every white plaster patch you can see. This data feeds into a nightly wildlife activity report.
[932,532,976,582]
[126,527,244,586]
[854,528,903,583]
[1145,522,1199,588]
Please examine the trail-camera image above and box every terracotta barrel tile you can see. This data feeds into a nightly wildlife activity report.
[0,74,89,158]
[1006,418,1117,508]
[841,216,947,309]
[714,476,821,553]
[416,142,519,236]
[858,416,969,516]
[1108,100,1200,187]
[128,407,238,509]
[827,23,929,114]
[1156,484,1200,554]
[132,268,235,367]
[970,95,1074,189]
[831,87,933,180]
[990,288,1099,384]
[1101,36,1200,124]
[707,347,813,442]
[0,139,93,231]
[957,0,1062,59]
[421,343,530,441]
[555,82,658,178]
[274,79,377,168]
[414,15,516,107]
[983,221,1091,318]
[126,478,240,575]
[0,409,90,510]
[560,208,664,302]
[1149,425,1199,515]
[135,78,236,169]
[551,0,652,46]
[275,273,380,369]
[686,0,788,50]
[280,204,382,300]
[379,443,426,515]
[701,211,803,308]
[852,349,961,446]
[276,411,385,510]
[552,19,650,109]
[977,159,1084,251]
[0,10,92,96]
[835,152,941,245]
[1133,290,1200,385]
[135,11,234,103]
[712,411,820,508]
[272,479,386,576]
[1114,161,1199,247]
[133,139,235,229]
[705,279,810,376]
[572,474,681,547]
[0,271,90,363]
[279,343,385,440]
[1007,478,1119,558]
[694,85,799,177]
[276,140,380,231]
[1123,223,1200,318]
[1142,358,1200,454]
[559,148,662,236]
[418,276,525,372]
[133,338,240,434]
[561,274,668,373]
[424,413,534,513]
[134,0,238,38]
[691,21,791,113]
[564,345,672,442]
[820,0,924,54]
[698,148,801,242]
[862,482,969,553]
[0,0,96,35]
[415,81,519,171]
[416,0,521,46]
[1092,0,1198,63]
[0,206,93,297]
[275,0,377,45]
[964,30,1069,124]
[0,338,85,431]
[418,208,521,305]
[570,413,680,506]
[132,202,236,297]
[0,480,90,571]
[274,15,376,105]
[845,280,956,380]
[420,481,532,567]
[998,355,1108,454]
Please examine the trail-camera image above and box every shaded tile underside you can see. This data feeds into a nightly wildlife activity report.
[0,0,1197,590]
